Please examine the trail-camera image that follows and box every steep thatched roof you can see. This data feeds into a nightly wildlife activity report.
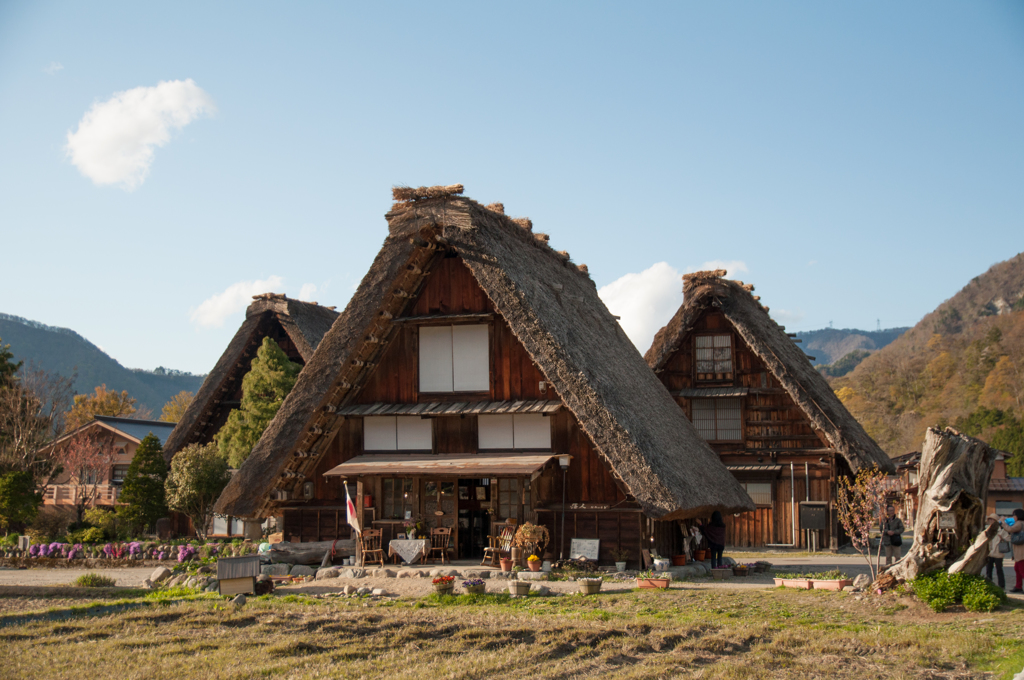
[162,294,338,461]
[645,272,894,473]
[217,188,754,520]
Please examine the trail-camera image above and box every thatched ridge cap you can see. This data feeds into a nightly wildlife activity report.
[391,183,464,204]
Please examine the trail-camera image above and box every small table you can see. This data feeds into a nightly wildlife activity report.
[389,539,430,565]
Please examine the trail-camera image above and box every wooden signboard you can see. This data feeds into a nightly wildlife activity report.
[219,577,255,596]
[569,539,600,561]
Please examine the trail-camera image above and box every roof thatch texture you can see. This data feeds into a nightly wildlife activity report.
[162,295,338,461]
[216,190,754,520]
[645,273,894,473]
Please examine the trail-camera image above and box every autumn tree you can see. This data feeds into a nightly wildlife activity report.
[160,390,194,423]
[836,465,889,581]
[53,430,116,523]
[216,337,300,468]
[164,442,230,540]
[116,433,168,533]
[64,384,137,432]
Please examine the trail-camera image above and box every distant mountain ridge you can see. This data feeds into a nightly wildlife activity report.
[0,313,205,414]
[794,327,910,368]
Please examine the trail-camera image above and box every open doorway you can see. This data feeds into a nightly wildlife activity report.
[457,478,491,559]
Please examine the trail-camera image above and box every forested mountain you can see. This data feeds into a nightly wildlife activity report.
[833,252,1024,459]
[0,313,205,414]
[793,327,909,376]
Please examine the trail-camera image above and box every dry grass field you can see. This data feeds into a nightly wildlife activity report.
[0,585,1022,679]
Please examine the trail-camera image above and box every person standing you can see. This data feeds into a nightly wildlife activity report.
[985,513,1009,590]
[1003,508,1024,594]
[881,504,905,567]
[700,511,727,569]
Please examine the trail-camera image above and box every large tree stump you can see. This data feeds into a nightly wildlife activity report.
[267,540,356,565]
[887,427,997,582]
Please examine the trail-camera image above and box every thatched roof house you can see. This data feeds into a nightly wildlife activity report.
[162,294,338,461]
[217,186,753,522]
[645,271,893,474]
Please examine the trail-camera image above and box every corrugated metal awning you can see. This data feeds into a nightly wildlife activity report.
[990,478,1024,492]
[726,464,783,472]
[675,387,750,398]
[324,453,559,477]
[335,400,562,417]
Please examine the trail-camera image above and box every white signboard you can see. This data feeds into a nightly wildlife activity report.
[569,539,600,561]
[938,512,957,529]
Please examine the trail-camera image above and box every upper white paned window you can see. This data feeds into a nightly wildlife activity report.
[419,324,489,393]
[478,413,551,450]
[695,334,733,379]
[363,416,433,451]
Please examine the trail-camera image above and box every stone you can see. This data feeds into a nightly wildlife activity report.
[842,586,856,592]
[142,578,154,590]
[205,582,219,593]
[853,574,871,589]
[316,568,340,580]
[371,588,385,596]
[397,570,414,578]
[530,584,550,596]
[356,587,371,596]
[197,565,214,574]
[290,565,315,577]
[516,571,547,581]
[342,585,355,595]
[462,570,488,579]
[231,594,246,607]
[150,566,172,583]
[260,563,290,577]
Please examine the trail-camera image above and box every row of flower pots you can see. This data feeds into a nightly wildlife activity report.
[773,577,853,590]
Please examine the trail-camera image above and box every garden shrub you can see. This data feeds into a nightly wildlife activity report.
[67,526,105,544]
[73,573,116,587]
[911,571,1006,613]
[27,507,71,543]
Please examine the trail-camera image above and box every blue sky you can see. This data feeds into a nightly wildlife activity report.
[1,1,1022,375]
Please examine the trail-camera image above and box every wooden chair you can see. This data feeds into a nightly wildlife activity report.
[481,524,516,567]
[359,528,385,568]
[427,527,453,564]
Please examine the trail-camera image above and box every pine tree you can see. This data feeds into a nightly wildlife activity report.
[117,433,168,533]
[216,337,301,468]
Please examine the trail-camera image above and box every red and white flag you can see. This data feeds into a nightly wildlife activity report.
[345,484,361,535]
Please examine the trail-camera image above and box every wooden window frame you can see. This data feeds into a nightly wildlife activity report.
[693,332,735,383]
[417,322,493,396]
[691,397,744,443]
[740,480,774,508]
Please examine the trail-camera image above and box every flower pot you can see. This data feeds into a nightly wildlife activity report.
[528,561,542,572]
[810,579,853,591]
[778,578,813,590]
[732,566,748,577]
[433,584,454,596]
[615,561,627,572]
[499,558,514,572]
[710,568,732,580]
[509,580,531,597]
[672,555,687,567]
[653,558,671,572]
[579,580,602,595]
[636,578,670,589]
[694,550,707,561]
[465,584,486,595]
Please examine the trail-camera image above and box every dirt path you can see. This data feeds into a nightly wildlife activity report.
[0,567,153,588]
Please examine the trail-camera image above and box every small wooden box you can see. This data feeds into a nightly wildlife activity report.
[219,577,256,596]
[217,555,261,596]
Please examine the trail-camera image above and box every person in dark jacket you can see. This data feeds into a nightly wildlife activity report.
[700,511,727,569]
[880,505,905,567]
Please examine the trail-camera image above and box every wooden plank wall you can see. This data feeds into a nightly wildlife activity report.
[535,510,644,569]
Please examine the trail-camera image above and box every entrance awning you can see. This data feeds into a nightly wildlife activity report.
[323,453,560,478]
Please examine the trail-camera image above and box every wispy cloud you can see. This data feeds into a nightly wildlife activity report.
[190,276,284,329]
[298,283,318,301]
[684,259,749,276]
[598,262,684,351]
[44,61,63,75]
[65,79,215,191]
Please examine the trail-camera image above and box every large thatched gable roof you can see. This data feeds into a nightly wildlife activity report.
[644,271,893,473]
[217,186,754,520]
[162,294,338,461]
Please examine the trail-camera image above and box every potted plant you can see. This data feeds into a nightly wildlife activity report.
[732,563,749,576]
[432,575,455,595]
[508,574,531,597]
[710,567,732,580]
[636,570,670,589]
[773,572,813,589]
[499,557,514,572]
[754,560,772,573]
[527,554,542,572]
[693,549,707,561]
[672,554,687,567]
[611,547,629,572]
[808,570,853,591]
[579,577,602,595]
[462,578,486,595]
[651,550,670,572]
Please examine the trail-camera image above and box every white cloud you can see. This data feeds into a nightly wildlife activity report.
[298,283,318,301]
[684,259,749,276]
[598,262,684,351]
[65,79,215,191]
[44,61,63,75]
[190,276,284,329]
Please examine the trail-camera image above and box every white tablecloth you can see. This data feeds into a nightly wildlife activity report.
[389,539,430,564]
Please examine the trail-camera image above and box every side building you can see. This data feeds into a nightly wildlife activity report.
[645,270,893,549]
[215,186,753,567]
[162,293,339,536]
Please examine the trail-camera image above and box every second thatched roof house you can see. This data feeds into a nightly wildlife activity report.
[216,185,752,567]
[646,270,893,549]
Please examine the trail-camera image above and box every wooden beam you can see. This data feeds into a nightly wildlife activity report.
[392,312,495,325]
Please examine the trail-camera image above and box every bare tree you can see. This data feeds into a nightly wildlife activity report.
[0,364,74,484]
[51,429,117,523]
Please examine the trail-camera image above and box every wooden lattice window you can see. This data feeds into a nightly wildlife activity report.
[741,482,773,506]
[382,478,415,519]
[497,478,529,520]
[695,334,733,381]
[692,398,743,441]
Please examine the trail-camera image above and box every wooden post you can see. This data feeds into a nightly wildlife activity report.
[356,478,364,567]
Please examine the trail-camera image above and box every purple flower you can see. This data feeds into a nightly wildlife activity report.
[37,544,49,557]
[157,551,167,561]
[177,545,197,563]
[29,544,39,557]
[103,543,114,557]
[128,542,141,556]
